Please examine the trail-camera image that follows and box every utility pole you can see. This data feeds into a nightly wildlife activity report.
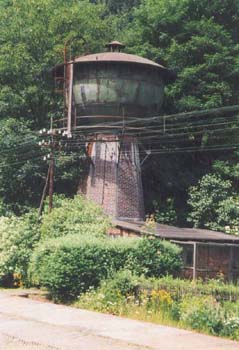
[38,165,50,219]
[48,116,55,213]
[38,120,61,216]
[48,142,55,213]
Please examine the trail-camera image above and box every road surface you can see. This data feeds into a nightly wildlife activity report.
[0,290,238,350]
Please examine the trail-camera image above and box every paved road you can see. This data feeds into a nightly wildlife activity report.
[0,290,239,350]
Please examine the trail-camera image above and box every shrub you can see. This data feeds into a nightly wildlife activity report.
[29,236,182,302]
[0,211,40,286]
[134,238,182,277]
[187,173,239,231]
[76,271,173,317]
[180,296,225,335]
[221,316,239,339]
[40,195,110,240]
[29,235,138,301]
[74,270,173,317]
[101,269,144,297]
[153,198,178,225]
[75,270,147,314]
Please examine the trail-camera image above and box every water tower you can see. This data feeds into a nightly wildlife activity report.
[53,41,171,221]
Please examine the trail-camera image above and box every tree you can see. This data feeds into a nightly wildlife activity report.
[0,0,115,212]
[0,0,114,126]
[123,0,239,113]
[187,173,239,232]
[121,0,239,224]
[0,118,45,214]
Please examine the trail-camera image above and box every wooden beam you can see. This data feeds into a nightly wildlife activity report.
[67,63,73,138]
[193,242,197,280]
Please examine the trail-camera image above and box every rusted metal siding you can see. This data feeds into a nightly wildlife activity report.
[72,62,164,124]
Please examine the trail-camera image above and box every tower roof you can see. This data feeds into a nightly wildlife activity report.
[72,51,167,71]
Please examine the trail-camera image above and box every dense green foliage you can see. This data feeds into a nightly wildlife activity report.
[0,211,40,286]
[188,173,239,233]
[29,234,182,301]
[153,198,178,225]
[0,0,114,212]
[29,235,137,301]
[75,273,239,340]
[1,2,239,339]
[40,195,110,239]
[133,237,182,277]
[1,0,239,228]
[0,195,182,297]
[124,0,239,112]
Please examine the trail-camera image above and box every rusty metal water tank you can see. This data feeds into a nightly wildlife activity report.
[54,41,171,133]
[72,41,169,121]
[52,41,172,220]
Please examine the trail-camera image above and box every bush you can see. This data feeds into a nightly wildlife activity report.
[0,211,40,286]
[187,173,239,231]
[221,316,239,339]
[180,296,224,334]
[75,270,146,315]
[153,198,178,225]
[29,196,182,301]
[101,269,144,297]
[29,236,182,302]
[40,195,110,240]
[29,235,138,301]
[75,270,173,316]
[133,238,182,277]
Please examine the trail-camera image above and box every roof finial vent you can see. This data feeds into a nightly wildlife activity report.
[105,41,125,52]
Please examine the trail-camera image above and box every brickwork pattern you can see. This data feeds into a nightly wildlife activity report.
[84,135,144,220]
[117,140,144,220]
[85,136,118,217]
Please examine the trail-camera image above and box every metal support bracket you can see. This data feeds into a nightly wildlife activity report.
[140,149,151,166]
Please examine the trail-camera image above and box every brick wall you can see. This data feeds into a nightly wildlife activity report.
[117,137,144,220]
[82,135,145,220]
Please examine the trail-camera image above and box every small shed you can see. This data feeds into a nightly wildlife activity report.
[110,220,239,281]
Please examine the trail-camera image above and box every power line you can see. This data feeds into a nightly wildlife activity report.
[59,118,238,134]
[53,104,239,128]
[0,155,44,169]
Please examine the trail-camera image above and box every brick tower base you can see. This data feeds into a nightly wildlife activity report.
[80,135,144,221]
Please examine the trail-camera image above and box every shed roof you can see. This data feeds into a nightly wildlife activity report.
[113,220,239,244]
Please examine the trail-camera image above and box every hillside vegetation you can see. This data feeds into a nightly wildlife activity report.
[1,1,239,340]
[1,0,239,230]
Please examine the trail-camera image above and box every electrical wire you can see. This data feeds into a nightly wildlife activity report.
[60,141,239,156]
[65,118,239,137]
[1,105,239,166]
[52,104,239,127]
[59,117,239,134]
[0,155,45,169]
